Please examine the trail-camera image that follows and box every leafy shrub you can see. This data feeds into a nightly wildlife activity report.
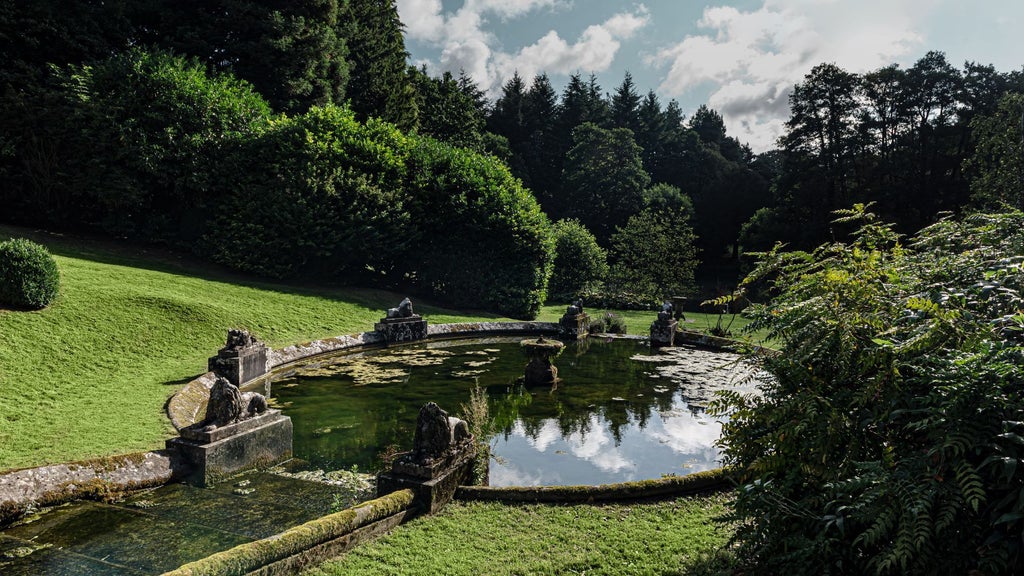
[404,137,554,319]
[4,49,271,241]
[715,206,1024,575]
[607,207,699,302]
[0,238,60,309]
[206,105,411,280]
[588,312,627,334]
[547,219,608,302]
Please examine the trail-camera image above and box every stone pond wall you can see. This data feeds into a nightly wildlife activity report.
[1,322,560,523]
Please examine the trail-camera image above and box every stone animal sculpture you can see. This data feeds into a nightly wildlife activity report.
[386,297,415,319]
[657,301,674,322]
[565,298,584,316]
[203,376,268,430]
[411,402,470,464]
[224,328,258,349]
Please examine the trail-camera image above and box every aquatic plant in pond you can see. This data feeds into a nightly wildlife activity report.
[271,337,761,486]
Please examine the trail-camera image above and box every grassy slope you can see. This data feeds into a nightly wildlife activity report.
[0,225,759,470]
[308,495,736,576]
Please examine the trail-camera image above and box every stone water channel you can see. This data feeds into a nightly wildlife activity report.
[1,334,762,575]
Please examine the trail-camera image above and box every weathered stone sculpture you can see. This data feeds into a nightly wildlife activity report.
[521,336,565,386]
[387,297,415,318]
[375,297,428,344]
[378,402,479,513]
[170,375,290,486]
[208,329,270,386]
[559,299,590,340]
[411,402,471,465]
[203,376,268,430]
[651,301,678,347]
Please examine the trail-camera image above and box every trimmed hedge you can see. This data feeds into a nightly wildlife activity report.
[547,219,608,303]
[0,238,60,309]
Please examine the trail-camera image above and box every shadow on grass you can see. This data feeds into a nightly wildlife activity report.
[0,223,503,320]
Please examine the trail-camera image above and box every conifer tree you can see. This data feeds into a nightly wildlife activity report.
[610,71,641,134]
[342,0,417,131]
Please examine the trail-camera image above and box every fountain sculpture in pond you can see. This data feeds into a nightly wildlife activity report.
[378,402,480,513]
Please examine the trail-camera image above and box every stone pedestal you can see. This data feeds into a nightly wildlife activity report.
[374,316,428,345]
[167,410,292,486]
[521,337,564,386]
[670,296,688,321]
[650,319,679,348]
[208,331,269,386]
[377,445,478,514]
[558,313,590,340]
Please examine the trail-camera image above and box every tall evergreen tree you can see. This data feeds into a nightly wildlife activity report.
[342,0,417,130]
[522,74,560,202]
[410,67,485,150]
[134,0,349,114]
[610,71,641,134]
[488,72,529,175]
[636,91,666,179]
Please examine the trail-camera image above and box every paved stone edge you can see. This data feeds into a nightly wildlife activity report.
[454,467,734,503]
[0,450,183,525]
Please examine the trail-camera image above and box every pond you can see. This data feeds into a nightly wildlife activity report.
[272,336,762,486]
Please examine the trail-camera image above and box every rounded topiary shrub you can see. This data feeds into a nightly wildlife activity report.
[0,238,60,309]
[548,219,608,303]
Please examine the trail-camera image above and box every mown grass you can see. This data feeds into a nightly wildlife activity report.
[0,225,501,470]
[307,493,736,576]
[0,224,761,470]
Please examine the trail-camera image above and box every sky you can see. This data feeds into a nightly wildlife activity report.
[396,0,1024,152]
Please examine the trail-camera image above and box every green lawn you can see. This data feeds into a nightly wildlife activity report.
[0,224,761,471]
[307,494,736,576]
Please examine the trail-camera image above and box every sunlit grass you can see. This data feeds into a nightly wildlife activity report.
[307,493,737,576]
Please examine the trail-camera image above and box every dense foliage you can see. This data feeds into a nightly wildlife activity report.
[607,208,699,302]
[1,49,272,240]
[547,219,608,302]
[206,105,553,318]
[404,138,555,318]
[716,207,1024,574]
[0,238,60,309]
[206,105,410,280]
[743,54,1024,251]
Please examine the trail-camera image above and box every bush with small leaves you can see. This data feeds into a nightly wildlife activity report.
[0,238,60,309]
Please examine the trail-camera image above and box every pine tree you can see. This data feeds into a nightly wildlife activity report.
[610,71,641,134]
[522,74,560,203]
[342,0,417,130]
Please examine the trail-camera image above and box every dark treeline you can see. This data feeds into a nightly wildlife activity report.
[3,1,1023,314]
[744,53,1024,251]
[0,0,553,318]
[413,68,775,265]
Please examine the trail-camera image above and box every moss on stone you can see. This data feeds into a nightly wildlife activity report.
[455,468,734,504]
[162,489,416,576]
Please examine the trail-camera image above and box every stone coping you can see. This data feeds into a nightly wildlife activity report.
[0,450,184,525]
[168,322,561,431]
[455,467,734,504]
[160,489,418,576]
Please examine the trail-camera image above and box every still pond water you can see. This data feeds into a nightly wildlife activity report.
[272,336,762,486]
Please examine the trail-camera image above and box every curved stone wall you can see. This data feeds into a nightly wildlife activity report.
[167,322,560,431]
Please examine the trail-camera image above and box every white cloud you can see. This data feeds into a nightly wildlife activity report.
[397,0,649,97]
[650,0,934,151]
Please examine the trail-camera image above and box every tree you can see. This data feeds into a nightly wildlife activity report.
[342,0,417,130]
[559,123,650,245]
[548,219,608,302]
[134,0,349,114]
[608,208,699,300]
[522,74,561,203]
[966,92,1024,209]
[610,71,641,134]
[410,68,485,150]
